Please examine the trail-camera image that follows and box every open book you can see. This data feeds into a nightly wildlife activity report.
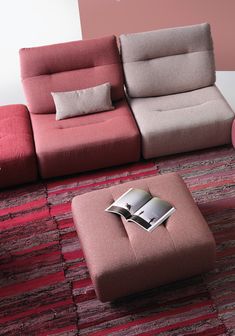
[105,188,175,232]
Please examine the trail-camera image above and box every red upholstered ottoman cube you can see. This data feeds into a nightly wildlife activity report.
[0,104,37,188]
[72,173,216,302]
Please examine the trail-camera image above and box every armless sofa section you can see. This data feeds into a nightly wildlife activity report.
[120,23,235,158]
[19,36,140,179]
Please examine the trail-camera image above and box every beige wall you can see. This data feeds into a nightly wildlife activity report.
[78,0,235,70]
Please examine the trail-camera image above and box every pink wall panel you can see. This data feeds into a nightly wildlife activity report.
[78,0,235,70]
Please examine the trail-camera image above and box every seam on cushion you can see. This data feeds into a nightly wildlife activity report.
[146,179,185,270]
[144,180,152,195]
[145,179,178,253]
[22,62,123,79]
[54,115,123,129]
[55,120,106,129]
[108,187,129,238]
[163,226,180,261]
[109,186,139,265]
[123,49,214,64]
[150,99,220,112]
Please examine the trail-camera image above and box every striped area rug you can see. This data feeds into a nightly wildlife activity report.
[0,145,234,335]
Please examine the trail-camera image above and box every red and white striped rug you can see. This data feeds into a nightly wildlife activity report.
[0,145,234,335]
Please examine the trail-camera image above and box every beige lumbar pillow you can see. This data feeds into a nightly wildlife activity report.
[52,82,114,121]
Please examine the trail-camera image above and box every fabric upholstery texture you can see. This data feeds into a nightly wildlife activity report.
[20,36,125,114]
[72,173,216,302]
[31,100,140,178]
[120,23,234,158]
[0,104,37,188]
[52,83,114,121]
[129,86,234,158]
[120,23,215,98]
[20,36,140,177]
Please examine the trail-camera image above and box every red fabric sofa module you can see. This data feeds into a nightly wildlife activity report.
[0,104,37,188]
[19,36,140,179]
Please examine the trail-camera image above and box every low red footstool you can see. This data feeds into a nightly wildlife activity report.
[72,173,216,302]
[0,104,37,188]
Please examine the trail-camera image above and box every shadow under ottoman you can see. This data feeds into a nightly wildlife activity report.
[72,173,216,302]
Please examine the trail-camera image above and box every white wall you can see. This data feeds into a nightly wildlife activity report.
[0,0,82,105]
[216,71,235,112]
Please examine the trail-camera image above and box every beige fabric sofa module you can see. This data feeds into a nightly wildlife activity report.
[120,23,235,159]
[72,173,216,302]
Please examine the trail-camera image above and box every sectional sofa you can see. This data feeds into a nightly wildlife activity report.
[0,23,234,188]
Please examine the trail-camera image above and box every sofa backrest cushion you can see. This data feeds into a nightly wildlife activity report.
[20,36,125,114]
[120,23,215,98]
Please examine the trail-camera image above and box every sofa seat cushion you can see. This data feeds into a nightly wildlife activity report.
[31,99,140,178]
[72,173,216,302]
[0,104,37,188]
[129,86,234,158]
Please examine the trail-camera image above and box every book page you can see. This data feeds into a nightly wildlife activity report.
[129,197,175,231]
[105,188,152,219]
